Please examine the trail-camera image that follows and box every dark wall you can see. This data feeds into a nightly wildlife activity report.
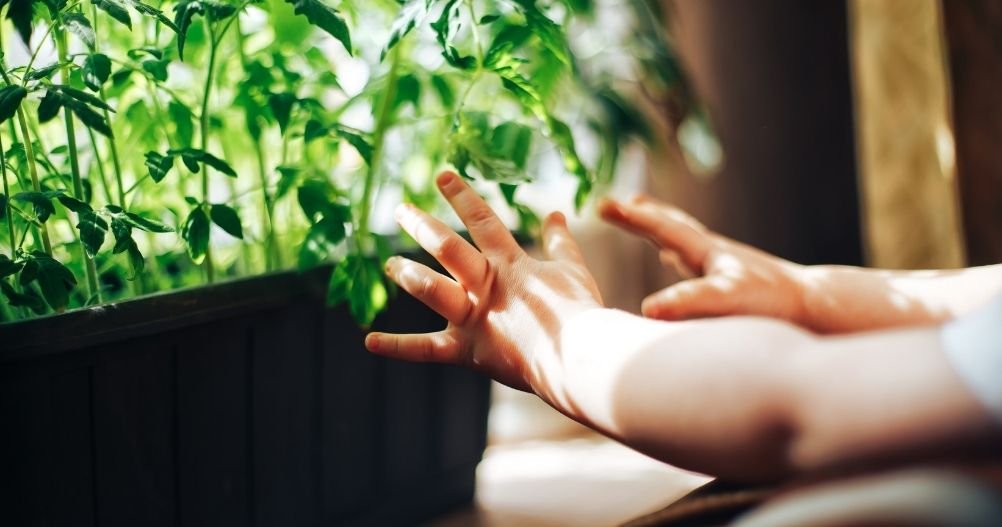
[661,0,863,265]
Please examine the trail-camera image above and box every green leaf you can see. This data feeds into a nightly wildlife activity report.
[83,53,112,91]
[209,203,243,239]
[173,0,203,60]
[28,252,77,311]
[144,151,174,183]
[56,85,115,112]
[382,0,430,61]
[57,195,92,213]
[123,211,174,233]
[392,73,421,112]
[37,91,63,123]
[13,191,59,223]
[0,254,22,279]
[93,0,133,30]
[202,0,237,20]
[168,100,194,147]
[268,92,297,135]
[110,216,132,253]
[0,85,28,125]
[64,12,97,49]
[0,280,46,314]
[331,125,373,164]
[125,240,144,278]
[64,97,113,136]
[298,216,345,268]
[77,209,108,257]
[431,0,476,70]
[181,206,210,264]
[129,1,179,32]
[275,165,301,199]
[286,0,352,54]
[303,119,327,143]
[326,254,387,327]
[7,0,34,45]
[167,148,237,177]
[479,13,500,24]
[141,58,170,82]
[25,63,61,81]
[429,74,454,107]
[510,0,572,67]
[491,121,533,169]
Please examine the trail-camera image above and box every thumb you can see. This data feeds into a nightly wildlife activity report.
[641,276,737,320]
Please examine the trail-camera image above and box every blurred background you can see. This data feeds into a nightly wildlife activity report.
[441,0,1002,525]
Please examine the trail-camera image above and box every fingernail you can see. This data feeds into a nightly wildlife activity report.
[395,203,413,222]
[365,333,380,352]
[384,256,398,274]
[436,171,457,188]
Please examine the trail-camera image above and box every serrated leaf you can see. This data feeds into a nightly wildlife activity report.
[382,0,430,60]
[286,0,352,54]
[144,151,174,182]
[510,0,571,66]
[0,85,28,125]
[123,211,174,233]
[64,12,97,49]
[209,203,243,239]
[37,91,63,123]
[93,0,133,30]
[77,209,108,257]
[181,206,210,263]
[303,119,327,143]
[83,53,112,91]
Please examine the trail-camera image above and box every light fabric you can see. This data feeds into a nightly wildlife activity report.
[941,294,1002,423]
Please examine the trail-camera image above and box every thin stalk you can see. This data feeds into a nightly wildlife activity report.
[84,125,116,205]
[0,51,53,255]
[91,5,127,207]
[14,111,53,255]
[235,19,279,270]
[358,46,403,247]
[199,25,220,283]
[56,27,101,303]
[1,133,15,254]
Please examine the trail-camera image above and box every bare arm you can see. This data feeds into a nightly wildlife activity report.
[599,196,1002,333]
[553,309,998,481]
[366,173,1000,482]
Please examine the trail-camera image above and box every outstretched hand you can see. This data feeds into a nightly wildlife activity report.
[599,195,809,326]
[365,172,603,393]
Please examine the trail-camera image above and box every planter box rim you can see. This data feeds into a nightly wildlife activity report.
[0,265,333,361]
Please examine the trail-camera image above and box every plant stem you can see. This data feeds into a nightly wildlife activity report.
[91,4,127,207]
[199,26,219,283]
[358,46,402,247]
[14,110,53,255]
[235,19,279,271]
[56,27,101,303]
[1,132,15,253]
[85,125,116,205]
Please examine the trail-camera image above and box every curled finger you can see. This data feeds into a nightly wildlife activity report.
[365,330,462,364]
[385,256,471,324]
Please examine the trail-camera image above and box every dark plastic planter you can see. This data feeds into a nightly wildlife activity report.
[0,263,490,527]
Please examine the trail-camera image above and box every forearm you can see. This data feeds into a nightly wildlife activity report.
[800,264,1002,333]
[538,309,999,482]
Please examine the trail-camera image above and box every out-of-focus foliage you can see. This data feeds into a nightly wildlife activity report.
[0,0,690,325]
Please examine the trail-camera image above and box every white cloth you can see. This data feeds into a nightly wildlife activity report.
[941,294,1002,423]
